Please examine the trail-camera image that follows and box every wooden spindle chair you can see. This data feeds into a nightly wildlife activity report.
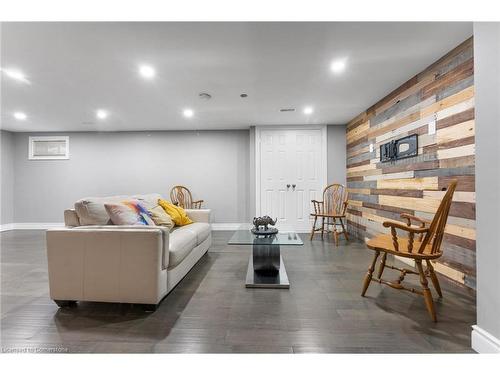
[361,180,457,322]
[169,185,204,209]
[310,183,349,246]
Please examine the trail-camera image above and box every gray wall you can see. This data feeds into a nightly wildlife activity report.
[473,23,500,347]
[12,130,250,223]
[7,126,347,224]
[327,125,347,185]
[1,130,15,224]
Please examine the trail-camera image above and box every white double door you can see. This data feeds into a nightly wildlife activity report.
[257,127,326,232]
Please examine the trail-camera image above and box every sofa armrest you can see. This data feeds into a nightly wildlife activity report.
[64,209,80,227]
[50,225,170,269]
[185,209,211,224]
[46,226,169,304]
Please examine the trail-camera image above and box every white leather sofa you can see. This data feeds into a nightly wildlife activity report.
[46,193,211,310]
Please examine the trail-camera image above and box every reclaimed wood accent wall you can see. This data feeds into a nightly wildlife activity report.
[346,37,475,289]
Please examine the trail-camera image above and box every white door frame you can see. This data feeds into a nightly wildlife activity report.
[254,125,328,229]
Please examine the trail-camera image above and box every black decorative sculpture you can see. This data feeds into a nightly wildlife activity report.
[252,216,278,235]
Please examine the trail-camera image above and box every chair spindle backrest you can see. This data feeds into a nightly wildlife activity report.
[323,184,348,215]
[170,185,194,209]
[419,180,457,254]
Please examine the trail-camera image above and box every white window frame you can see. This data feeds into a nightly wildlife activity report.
[28,136,70,160]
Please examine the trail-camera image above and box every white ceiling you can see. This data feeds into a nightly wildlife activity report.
[1,22,472,132]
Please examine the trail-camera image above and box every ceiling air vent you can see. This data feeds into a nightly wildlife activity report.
[280,108,295,112]
[198,92,212,100]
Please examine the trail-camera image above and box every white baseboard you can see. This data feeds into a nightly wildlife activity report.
[0,222,64,232]
[472,325,500,353]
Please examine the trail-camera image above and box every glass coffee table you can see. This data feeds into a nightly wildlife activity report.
[228,224,303,289]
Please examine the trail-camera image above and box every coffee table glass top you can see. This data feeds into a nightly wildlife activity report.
[227,224,304,245]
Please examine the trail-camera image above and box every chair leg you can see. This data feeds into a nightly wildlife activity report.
[333,218,339,246]
[321,217,325,239]
[377,252,387,279]
[361,251,380,297]
[339,217,349,241]
[426,260,443,298]
[310,216,318,240]
[416,260,437,322]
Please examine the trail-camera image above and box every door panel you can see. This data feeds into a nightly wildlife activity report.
[259,128,325,231]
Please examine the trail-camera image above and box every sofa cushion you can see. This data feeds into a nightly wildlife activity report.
[158,199,193,226]
[75,193,162,225]
[182,222,211,245]
[105,201,154,226]
[168,228,197,268]
[148,205,174,230]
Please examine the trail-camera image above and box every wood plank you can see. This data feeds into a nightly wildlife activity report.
[436,97,474,121]
[423,190,475,203]
[364,171,414,181]
[378,195,441,213]
[436,120,475,144]
[346,121,369,143]
[381,160,439,175]
[371,189,423,198]
[346,163,377,174]
[449,201,476,220]
[436,108,475,130]
[439,155,475,169]
[443,233,476,251]
[445,223,476,240]
[439,175,475,192]
[377,177,438,190]
[422,58,474,99]
[437,144,475,160]
[420,86,474,119]
[437,136,475,150]
[363,201,415,216]
[347,188,371,195]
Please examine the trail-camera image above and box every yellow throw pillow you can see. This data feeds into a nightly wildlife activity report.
[148,205,174,230]
[158,199,193,226]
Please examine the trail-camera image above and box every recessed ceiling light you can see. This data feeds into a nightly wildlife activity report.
[139,64,156,79]
[1,68,30,83]
[330,59,347,74]
[183,109,194,118]
[303,106,314,115]
[240,93,248,98]
[13,112,27,120]
[96,109,109,120]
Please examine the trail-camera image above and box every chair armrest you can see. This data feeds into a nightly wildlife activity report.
[382,221,429,234]
[185,209,211,223]
[192,200,204,209]
[400,213,431,227]
[311,200,324,215]
[383,220,429,253]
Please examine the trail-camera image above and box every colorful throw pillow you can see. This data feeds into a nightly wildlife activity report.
[148,205,174,230]
[158,199,193,226]
[105,200,155,226]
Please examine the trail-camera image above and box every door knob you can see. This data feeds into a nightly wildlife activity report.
[286,184,290,189]
[292,184,296,190]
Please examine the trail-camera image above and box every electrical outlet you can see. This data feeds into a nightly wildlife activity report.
[428,119,436,135]
[369,143,374,153]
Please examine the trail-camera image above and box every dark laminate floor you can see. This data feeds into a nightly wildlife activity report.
[0,230,476,353]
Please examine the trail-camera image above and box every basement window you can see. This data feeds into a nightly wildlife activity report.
[28,136,69,160]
